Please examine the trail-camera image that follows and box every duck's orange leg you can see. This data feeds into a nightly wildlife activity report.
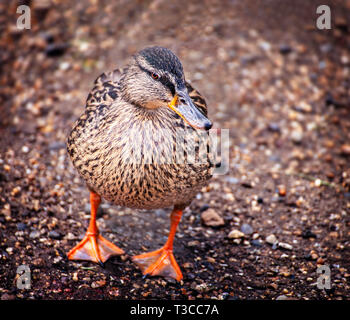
[132,207,183,281]
[67,191,124,265]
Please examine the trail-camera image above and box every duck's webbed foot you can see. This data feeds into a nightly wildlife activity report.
[132,206,184,281]
[67,191,124,265]
[132,246,183,281]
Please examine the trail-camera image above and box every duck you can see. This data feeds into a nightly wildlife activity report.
[66,46,214,281]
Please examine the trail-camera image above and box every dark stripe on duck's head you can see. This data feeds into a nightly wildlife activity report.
[138,46,184,79]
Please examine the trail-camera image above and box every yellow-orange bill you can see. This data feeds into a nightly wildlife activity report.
[167,92,212,130]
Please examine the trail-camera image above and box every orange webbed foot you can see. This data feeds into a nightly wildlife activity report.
[67,191,124,265]
[67,232,124,265]
[132,247,183,281]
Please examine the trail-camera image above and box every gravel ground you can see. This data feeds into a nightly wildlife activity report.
[0,0,349,300]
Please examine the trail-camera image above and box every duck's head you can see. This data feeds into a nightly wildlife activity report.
[120,46,212,130]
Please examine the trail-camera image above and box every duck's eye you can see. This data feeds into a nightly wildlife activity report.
[151,73,160,80]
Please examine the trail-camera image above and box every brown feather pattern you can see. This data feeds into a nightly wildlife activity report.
[67,67,213,210]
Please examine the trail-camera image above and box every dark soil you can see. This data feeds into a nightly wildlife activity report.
[0,0,349,300]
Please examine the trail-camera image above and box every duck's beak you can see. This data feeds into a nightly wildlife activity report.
[167,88,212,130]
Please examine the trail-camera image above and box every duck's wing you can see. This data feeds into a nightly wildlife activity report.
[67,69,123,160]
[85,68,123,107]
[185,81,208,117]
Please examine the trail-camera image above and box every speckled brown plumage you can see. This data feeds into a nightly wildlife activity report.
[67,52,213,210]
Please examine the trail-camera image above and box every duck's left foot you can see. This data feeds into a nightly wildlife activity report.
[132,247,183,281]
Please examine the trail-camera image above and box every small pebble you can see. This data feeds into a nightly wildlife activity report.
[269,283,278,290]
[183,262,193,269]
[59,61,70,71]
[91,280,106,288]
[278,185,286,196]
[302,229,316,239]
[187,240,200,247]
[195,283,209,293]
[314,179,322,187]
[228,229,245,239]
[259,41,271,51]
[279,44,292,55]
[21,146,29,153]
[311,252,318,260]
[11,186,21,196]
[108,288,120,297]
[291,129,303,143]
[48,230,61,239]
[17,222,27,231]
[224,176,239,184]
[207,257,216,263]
[317,257,325,264]
[53,256,62,264]
[201,208,225,227]
[72,272,78,281]
[340,144,350,155]
[32,258,44,267]
[278,242,293,250]
[29,230,40,239]
[295,102,312,113]
[268,123,280,132]
[45,43,68,57]
[233,238,241,245]
[241,223,253,235]
[66,232,76,240]
[251,239,262,247]
[224,193,235,202]
[266,234,277,244]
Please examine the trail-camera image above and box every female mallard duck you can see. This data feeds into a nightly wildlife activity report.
[67,46,213,281]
